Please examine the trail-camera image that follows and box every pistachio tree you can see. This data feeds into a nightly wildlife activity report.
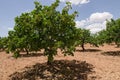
[7,0,78,64]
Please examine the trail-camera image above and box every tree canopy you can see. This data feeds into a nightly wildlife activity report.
[7,0,78,64]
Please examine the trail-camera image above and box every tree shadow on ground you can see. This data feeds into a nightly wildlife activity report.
[9,60,95,80]
[76,49,101,53]
[101,51,120,56]
[19,53,44,58]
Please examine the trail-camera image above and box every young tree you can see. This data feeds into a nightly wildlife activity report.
[7,0,78,64]
[76,29,91,51]
[75,28,101,51]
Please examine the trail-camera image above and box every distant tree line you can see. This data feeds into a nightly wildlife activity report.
[97,18,120,47]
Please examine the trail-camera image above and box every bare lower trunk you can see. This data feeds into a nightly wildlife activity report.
[47,60,52,65]
[46,49,54,65]
[25,48,29,55]
[81,44,85,51]
[47,53,54,65]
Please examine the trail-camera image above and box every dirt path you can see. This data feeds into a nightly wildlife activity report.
[0,44,120,80]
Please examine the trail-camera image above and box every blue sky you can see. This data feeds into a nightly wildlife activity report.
[0,0,120,37]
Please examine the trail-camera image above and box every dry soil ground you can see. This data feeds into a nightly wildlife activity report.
[0,44,120,80]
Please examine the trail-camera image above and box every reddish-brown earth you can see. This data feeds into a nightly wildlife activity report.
[0,44,120,80]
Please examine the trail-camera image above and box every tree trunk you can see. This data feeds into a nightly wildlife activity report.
[25,48,29,55]
[47,49,54,65]
[81,43,85,51]
[47,60,52,65]
[115,41,120,47]
[117,44,120,47]
[47,55,53,65]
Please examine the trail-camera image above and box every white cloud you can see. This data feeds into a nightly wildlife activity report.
[86,22,106,34]
[76,20,86,28]
[60,0,90,5]
[76,12,113,33]
[90,12,113,23]
[80,0,90,4]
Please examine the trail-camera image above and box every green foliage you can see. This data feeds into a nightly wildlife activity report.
[75,29,91,51]
[13,50,20,58]
[98,18,120,47]
[0,37,8,51]
[97,30,107,45]
[75,28,101,51]
[0,37,2,50]
[89,34,99,47]
[111,19,120,46]
[7,0,78,64]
